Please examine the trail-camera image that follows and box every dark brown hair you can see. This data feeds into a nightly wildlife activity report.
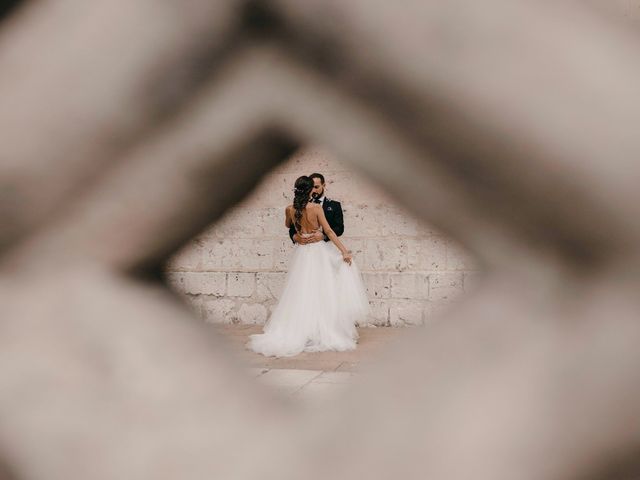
[293,176,314,233]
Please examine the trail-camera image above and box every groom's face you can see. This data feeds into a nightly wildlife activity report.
[312,178,325,198]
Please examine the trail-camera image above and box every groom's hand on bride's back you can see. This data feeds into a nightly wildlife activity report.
[293,231,324,245]
[298,232,323,244]
[309,230,324,243]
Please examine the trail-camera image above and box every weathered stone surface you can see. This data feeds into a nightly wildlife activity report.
[201,296,236,324]
[255,272,287,302]
[389,300,424,326]
[227,273,255,297]
[272,238,294,272]
[366,300,390,326]
[389,273,429,300]
[362,272,391,299]
[429,273,465,302]
[166,272,226,296]
[238,303,268,325]
[407,235,447,271]
[363,238,408,271]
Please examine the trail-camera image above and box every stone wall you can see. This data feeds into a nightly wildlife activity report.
[166,148,479,326]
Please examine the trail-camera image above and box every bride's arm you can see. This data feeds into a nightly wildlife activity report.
[315,206,352,264]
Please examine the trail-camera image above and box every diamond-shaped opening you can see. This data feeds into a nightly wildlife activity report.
[165,147,479,373]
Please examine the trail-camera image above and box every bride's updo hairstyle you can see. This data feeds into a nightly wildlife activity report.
[293,175,314,233]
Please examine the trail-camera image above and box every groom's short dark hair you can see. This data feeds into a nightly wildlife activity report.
[309,173,325,184]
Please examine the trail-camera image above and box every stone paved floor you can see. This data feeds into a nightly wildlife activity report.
[247,367,356,405]
[213,324,409,404]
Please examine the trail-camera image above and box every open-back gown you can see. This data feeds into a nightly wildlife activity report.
[246,207,370,357]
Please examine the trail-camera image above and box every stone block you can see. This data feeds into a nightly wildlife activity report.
[362,272,391,299]
[366,300,390,326]
[200,240,225,270]
[253,240,276,271]
[345,204,382,237]
[389,300,424,326]
[201,297,236,324]
[364,238,408,271]
[227,272,255,297]
[380,205,419,236]
[256,273,287,302]
[261,207,288,237]
[268,173,301,205]
[342,204,420,238]
[209,206,286,239]
[238,303,268,325]
[327,170,390,204]
[166,272,226,296]
[273,238,294,272]
[407,235,447,271]
[202,239,274,271]
[321,171,358,203]
[342,237,365,263]
[390,273,429,299]
[428,300,457,319]
[429,272,464,302]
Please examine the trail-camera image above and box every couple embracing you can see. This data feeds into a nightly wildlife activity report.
[247,173,370,357]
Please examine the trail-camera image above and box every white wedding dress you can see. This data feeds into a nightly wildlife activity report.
[247,232,370,357]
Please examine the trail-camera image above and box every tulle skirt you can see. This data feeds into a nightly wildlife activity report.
[246,241,370,357]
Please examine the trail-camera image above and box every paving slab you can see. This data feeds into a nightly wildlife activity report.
[312,371,355,384]
[292,381,351,405]
[212,324,409,372]
[256,368,323,395]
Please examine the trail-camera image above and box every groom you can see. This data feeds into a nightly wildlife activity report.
[289,172,344,245]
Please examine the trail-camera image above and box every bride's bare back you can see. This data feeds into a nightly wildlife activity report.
[286,204,321,234]
[285,203,353,265]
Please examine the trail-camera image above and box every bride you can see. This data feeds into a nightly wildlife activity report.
[246,175,370,357]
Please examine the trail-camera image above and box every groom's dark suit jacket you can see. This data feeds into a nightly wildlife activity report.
[288,198,344,243]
